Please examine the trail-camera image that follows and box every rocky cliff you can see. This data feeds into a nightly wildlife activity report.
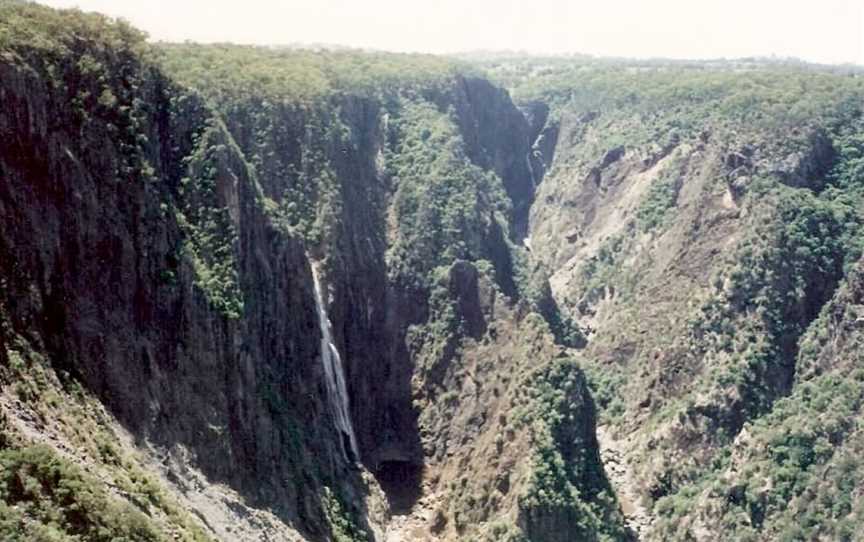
[4,4,864,542]
[0,3,624,541]
[487,56,864,540]
[0,6,359,539]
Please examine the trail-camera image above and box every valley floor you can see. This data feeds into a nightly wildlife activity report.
[596,425,654,539]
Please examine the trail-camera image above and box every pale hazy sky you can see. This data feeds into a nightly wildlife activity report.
[38,0,864,65]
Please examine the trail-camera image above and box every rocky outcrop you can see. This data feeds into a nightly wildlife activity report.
[520,66,864,540]
[452,78,537,232]
[0,28,364,539]
[21,8,864,542]
[208,75,537,476]
[0,7,620,541]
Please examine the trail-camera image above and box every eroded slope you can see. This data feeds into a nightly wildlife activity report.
[492,57,864,540]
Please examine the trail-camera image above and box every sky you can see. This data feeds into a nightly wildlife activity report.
[37,0,864,65]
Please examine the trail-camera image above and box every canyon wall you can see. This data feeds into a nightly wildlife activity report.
[0,4,623,541]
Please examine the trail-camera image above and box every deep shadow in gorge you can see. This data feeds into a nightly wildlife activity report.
[376,460,424,514]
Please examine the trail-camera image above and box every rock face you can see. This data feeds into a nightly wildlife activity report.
[0,23,358,539]
[6,6,864,542]
[510,60,864,540]
[0,5,622,541]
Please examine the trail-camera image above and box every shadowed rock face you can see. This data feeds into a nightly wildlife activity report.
[0,52,355,537]
[22,7,864,542]
[0,12,623,540]
[216,79,537,479]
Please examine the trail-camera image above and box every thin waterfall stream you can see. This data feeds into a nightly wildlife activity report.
[311,263,360,462]
[525,150,537,188]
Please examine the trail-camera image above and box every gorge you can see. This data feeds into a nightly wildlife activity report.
[1,2,864,541]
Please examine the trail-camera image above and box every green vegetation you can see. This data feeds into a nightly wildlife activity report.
[159,43,475,108]
[479,54,864,541]
[581,364,627,423]
[650,256,864,540]
[487,55,862,125]
[645,152,864,531]
[406,265,462,372]
[1,337,212,542]
[176,119,246,318]
[480,55,864,171]
[263,111,347,246]
[589,101,864,540]
[692,163,864,418]
[3,4,626,542]
[321,487,368,542]
[577,235,626,298]
[12,4,864,541]
[654,370,864,541]
[385,99,511,292]
[636,162,683,232]
[0,0,160,183]
[0,445,165,542]
[516,359,629,542]
[0,0,148,65]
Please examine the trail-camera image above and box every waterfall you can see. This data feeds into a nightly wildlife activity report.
[311,264,360,463]
[526,150,537,188]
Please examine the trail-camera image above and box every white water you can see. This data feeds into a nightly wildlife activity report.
[525,151,537,188]
[311,265,360,462]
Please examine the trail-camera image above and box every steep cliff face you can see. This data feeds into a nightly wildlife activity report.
[8,6,863,542]
[161,44,624,538]
[0,6,369,540]
[661,256,864,540]
[190,72,537,473]
[490,58,864,539]
[0,4,622,541]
